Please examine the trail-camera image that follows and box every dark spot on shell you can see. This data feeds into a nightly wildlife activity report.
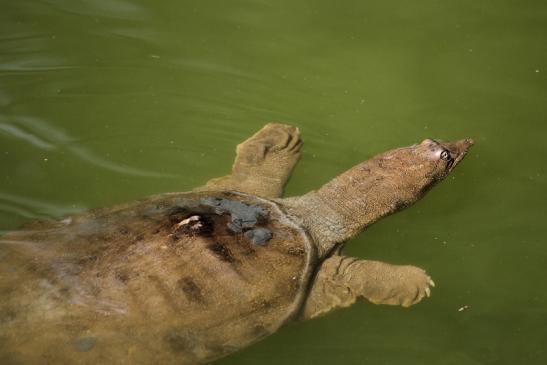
[0,341,18,365]
[205,197,222,207]
[227,221,243,233]
[207,242,235,263]
[240,245,256,256]
[287,247,305,256]
[74,337,97,352]
[148,275,179,311]
[178,277,204,303]
[243,227,272,246]
[118,227,129,235]
[164,330,197,353]
[261,300,272,308]
[168,206,190,224]
[200,197,269,233]
[254,299,272,310]
[134,233,144,241]
[251,325,269,337]
[0,309,17,324]
[77,255,97,266]
[115,271,129,283]
[392,200,408,211]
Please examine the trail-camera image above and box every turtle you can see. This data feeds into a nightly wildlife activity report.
[0,123,474,364]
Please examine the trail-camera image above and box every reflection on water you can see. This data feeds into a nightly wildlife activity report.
[0,191,82,227]
[1,0,547,364]
[0,120,56,150]
[0,115,175,177]
[39,0,148,20]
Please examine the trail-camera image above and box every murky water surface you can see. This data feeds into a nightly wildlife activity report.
[1,1,546,364]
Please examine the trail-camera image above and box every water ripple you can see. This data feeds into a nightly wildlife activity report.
[37,0,148,20]
[0,203,41,219]
[0,192,82,217]
[0,122,55,150]
[0,115,177,178]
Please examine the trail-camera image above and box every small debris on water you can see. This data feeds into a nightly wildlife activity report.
[458,305,470,312]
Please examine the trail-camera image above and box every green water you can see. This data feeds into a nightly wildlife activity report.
[1,0,546,364]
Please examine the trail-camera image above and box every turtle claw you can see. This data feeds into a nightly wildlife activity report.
[357,264,435,307]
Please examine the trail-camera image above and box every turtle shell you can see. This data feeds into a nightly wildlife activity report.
[0,191,316,364]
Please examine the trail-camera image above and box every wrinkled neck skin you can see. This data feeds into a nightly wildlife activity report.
[277,138,473,258]
[279,159,426,257]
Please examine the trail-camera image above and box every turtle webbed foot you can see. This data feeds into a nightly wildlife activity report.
[302,256,435,319]
[360,264,435,307]
[197,123,302,198]
[234,123,302,168]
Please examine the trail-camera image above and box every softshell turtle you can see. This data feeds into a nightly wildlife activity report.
[0,124,473,364]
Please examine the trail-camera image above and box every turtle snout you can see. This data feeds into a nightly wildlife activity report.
[443,138,473,172]
[454,138,474,156]
[442,138,474,157]
[462,138,474,148]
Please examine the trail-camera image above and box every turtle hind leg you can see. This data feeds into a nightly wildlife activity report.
[302,256,435,319]
[195,123,302,198]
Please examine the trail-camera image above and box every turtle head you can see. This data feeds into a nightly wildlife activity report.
[415,138,475,178]
[379,137,474,203]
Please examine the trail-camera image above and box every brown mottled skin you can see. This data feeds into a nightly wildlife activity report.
[0,124,473,364]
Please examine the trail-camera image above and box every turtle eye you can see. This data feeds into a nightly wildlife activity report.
[440,150,451,161]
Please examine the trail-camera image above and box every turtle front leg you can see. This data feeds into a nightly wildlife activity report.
[303,255,435,319]
[195,123,302,198]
